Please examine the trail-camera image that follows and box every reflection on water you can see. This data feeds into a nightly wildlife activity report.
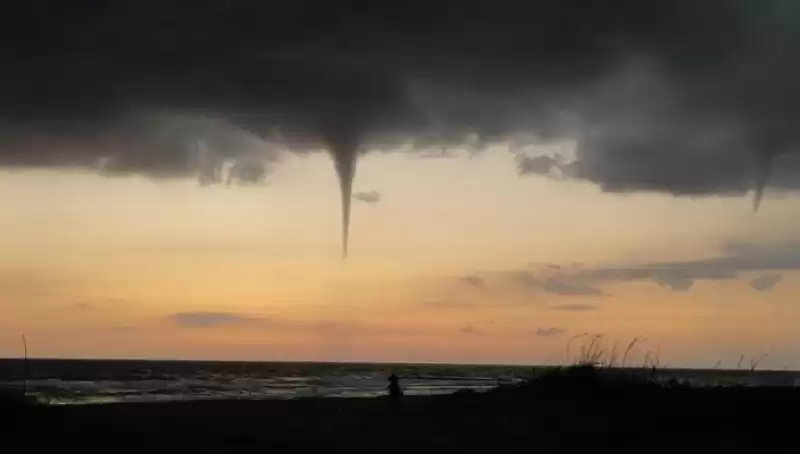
[0,359,525,405]
[5,377,508,405]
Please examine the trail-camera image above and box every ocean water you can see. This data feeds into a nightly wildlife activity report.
[4,359,799,405]
[0,359,530,405]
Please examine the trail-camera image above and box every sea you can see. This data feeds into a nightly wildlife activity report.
[0,359,529,405]
[3,359,800,405]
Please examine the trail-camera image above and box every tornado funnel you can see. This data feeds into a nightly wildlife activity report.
[753,152,774,213]
[323,126,359,259]
[334,155,356,258]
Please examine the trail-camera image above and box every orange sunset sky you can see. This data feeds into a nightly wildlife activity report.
[2,145,800,368]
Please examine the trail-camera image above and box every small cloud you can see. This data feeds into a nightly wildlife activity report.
[516,155,561,176]
[654,275,695,291]
[536,327,566,337]
[541,280,607,296]
[71,297,130,310]
[547,304,598,312]
[511,271,605,296]
[460,325,482,335]
[461,275,485,288]
[413,148,458,159]
[168,312,268,328]
[422,300,474,310]
[352,190,381,203]
[750,274,782,292]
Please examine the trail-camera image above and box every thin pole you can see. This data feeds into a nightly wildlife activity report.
[21,334,28,396]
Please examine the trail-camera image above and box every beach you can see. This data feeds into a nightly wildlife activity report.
[4,371,800,453]
[4,359,798,405]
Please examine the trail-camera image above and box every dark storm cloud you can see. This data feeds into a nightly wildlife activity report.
[517,155,563,178]
[3,0,800,198]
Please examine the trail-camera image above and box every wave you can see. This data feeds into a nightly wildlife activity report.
[0,374,512,405]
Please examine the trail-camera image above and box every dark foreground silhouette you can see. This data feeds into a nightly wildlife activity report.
[1,366,797,453]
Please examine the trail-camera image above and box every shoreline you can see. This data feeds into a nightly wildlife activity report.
[5,364,799,406]
[5,376,800,453]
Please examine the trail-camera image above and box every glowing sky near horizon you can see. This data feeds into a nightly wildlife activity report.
[2,146,800,368]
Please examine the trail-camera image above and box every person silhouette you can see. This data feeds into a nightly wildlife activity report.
[387,372,403,400]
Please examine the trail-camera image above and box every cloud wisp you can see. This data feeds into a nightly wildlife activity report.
[460,326,482,336]
[511,241,800,296]
[536,327,566,337]
[168,312,269,328]
[352,191,382,204]
[457,241,798,299]
[547,304,599,312]
[511,270,607,297]
[461,275,486,288]
[421,300,477,310]
[750,274,782,292]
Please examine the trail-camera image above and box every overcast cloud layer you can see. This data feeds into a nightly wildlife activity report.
[3,0,800,197]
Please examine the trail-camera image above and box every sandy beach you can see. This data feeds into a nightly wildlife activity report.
[4,373,800,453]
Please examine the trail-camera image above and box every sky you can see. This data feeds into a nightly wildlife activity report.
[3,0,800,367]
[3,147,800,367]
